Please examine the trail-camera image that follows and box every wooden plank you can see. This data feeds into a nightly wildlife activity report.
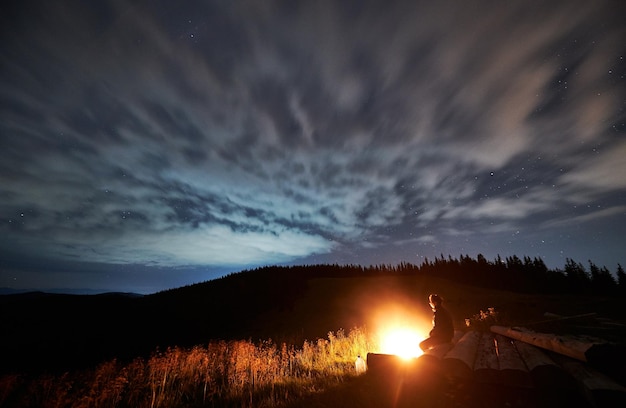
[441,330,480,380]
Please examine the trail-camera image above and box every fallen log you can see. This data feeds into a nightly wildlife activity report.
[421,342,453,360]
[491,325,602,362]
[491,325,626,380]
[513,340,576,391]
[421,330,465,361]
[441,330,480,380]
[364,353,446,407]
[542,312,597,321]
[494,335,533,388]
[366,353,405,379]
[468,333,537,407]
[596,317,626,328]
[551,353,626,408]
[474,332,499,384]
[366,353,434,378]
[366,352,447,391]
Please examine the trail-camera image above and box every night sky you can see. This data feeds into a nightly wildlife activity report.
[1,0,625,294]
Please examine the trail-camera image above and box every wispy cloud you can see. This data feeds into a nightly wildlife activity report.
[1,0,624,291]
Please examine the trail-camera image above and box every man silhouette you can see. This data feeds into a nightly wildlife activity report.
[419,294,454,351]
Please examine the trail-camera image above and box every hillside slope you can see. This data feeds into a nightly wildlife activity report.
[2,266,625,375]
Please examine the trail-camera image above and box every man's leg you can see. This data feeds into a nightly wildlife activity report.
[419,337,436,351]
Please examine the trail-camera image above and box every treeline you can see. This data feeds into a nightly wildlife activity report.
[415,254,625,295]
[191,254,626,297]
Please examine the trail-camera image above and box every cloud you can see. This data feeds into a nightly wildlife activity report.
[73,225,333,267]
[1,0,624,290]
[543,205,626,229]
[443,197,551,221]
[560,141,626,192]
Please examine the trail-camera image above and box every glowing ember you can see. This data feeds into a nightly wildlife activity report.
[380,327,424,359]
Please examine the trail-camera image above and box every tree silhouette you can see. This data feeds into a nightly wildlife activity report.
[564,258,591,293]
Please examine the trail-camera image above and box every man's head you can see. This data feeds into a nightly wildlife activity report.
[429,294,443,309]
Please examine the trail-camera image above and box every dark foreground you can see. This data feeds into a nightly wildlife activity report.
[287,363,601,408]
[287,338,626,408]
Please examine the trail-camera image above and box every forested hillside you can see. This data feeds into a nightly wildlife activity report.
[2,255,624,377]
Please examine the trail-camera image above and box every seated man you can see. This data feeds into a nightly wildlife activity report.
[419,294,454,351]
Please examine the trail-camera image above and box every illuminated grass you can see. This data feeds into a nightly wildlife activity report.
[0,327,376,408]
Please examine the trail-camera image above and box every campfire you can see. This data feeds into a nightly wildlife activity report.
[379,327,424,359]
[369,302,432,361]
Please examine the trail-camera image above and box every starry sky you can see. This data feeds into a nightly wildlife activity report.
[1,0,625,294]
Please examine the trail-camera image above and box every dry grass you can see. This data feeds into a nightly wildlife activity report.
[0,327,377,408]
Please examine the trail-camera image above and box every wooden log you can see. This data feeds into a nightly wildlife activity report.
[491,325,594,362]
[552,353,626,408]
[494,335,533,388]
[470,333,539,408]
[421,330,465,360]
[495,335,526,371]
[366,352,405,379]
[416,331,467,387]
[451,329,465,343]
[366,352,447,390]
[422,342,453,360]
[441,330,480,380]
[514,340,576,391]
[474,332,499,384]
[543,312,597,321]
[491,325,626,380]
[596,317,626,328]
[366,353,433,378]
[514,340,582,407]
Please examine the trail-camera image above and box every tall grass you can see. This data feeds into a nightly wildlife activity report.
[0,327,376,408]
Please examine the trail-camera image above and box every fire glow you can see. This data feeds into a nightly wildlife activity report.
[379,327,424,360]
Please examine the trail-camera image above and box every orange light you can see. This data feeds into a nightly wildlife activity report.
[367,298,431,360]
[380,327,423,359]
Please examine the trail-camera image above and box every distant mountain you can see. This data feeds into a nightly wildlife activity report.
[0,287,37,295]
[0,287,143,296]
